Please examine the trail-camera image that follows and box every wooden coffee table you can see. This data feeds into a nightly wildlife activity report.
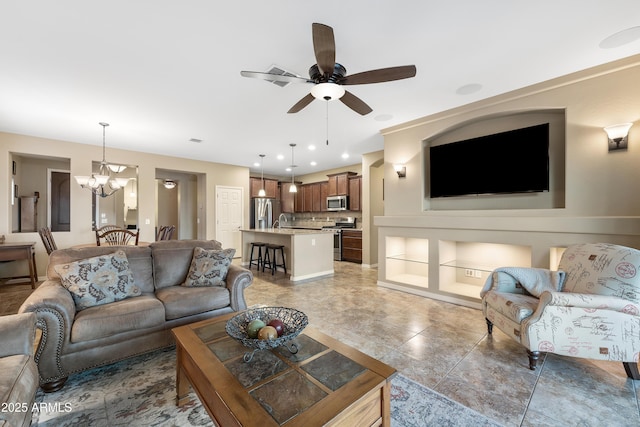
[172,311,397,426]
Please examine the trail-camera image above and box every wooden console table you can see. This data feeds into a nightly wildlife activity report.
[0,242,38,288]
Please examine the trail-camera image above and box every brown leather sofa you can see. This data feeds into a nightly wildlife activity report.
[19,239,253,392]
[0,312,38,427]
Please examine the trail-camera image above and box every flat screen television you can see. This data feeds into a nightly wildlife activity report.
[429,123,549,198]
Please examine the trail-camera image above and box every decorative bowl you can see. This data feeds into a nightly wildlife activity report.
[226,306,308,352]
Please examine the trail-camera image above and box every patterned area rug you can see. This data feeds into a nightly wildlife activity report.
[32,348,501,426]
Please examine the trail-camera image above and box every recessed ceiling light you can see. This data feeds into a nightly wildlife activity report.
[277,154,284,160]
[599,26,640,49]
[456,83,482,95]
[285,167,292,172]
[253,162,260,167]
[374,114,393,122]
[189,138,203,143]
[308,145,316,150]
[341,153,349,159]
[310,161,317,166]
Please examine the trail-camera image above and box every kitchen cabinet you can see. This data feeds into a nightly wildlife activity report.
[327,172,356,196]
[348,175,362,211]
[320,181,328,212]
[280,182,297,213]
[294,182,327,213]
[341,230,362,264]
[250,177,279,199]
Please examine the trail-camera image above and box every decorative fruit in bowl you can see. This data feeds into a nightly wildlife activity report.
[246,319,266,338]
[258,325,278,340]
[268,319,285,337]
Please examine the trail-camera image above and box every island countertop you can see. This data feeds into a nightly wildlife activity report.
[241,229,334,282]
[240,227,327,235]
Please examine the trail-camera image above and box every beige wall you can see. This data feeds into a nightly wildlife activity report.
[381,54,640,220]
[1,132,249,278]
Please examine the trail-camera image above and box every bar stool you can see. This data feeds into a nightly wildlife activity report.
[249,242,266,270]
[262,244,287,275]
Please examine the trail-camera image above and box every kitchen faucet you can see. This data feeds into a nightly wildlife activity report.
[273,213,288,229]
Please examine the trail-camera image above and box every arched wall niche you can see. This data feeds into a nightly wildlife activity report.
[421,109,566,211]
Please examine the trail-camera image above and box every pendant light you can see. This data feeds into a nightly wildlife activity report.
[258,154,266,197]
[74,122,129,198]
[289,144,297,193]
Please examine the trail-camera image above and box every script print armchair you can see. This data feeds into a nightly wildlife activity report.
[481,242,640,379]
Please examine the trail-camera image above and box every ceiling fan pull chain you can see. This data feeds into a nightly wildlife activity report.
[326,101,329,145]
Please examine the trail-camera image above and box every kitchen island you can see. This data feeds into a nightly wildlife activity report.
[241,228,334,282]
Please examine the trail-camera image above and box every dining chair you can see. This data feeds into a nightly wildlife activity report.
[95,225,122,246]
[156,225,176,241]
[38,227,58,255]
[96,229,140,246]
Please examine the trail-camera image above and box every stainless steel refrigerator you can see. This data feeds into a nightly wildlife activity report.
[250,198,280,229]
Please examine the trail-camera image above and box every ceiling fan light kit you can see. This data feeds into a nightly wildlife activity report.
[311,82,345,101]
[241,22,416,116]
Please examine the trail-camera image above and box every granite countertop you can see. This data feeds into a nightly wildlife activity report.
[241,228,328,235]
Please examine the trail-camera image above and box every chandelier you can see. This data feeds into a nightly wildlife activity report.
[74,122,129,198]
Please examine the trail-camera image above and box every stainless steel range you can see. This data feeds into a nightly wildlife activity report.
[322,217,357,261]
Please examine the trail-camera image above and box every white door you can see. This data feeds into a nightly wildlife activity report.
[215,186,243,257]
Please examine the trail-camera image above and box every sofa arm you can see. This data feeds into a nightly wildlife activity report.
[18,280,76,383]
[0,312,36,358]
[539,291,639,314]
[225,264,253,311]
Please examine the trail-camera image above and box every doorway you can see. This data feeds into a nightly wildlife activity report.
[49,169,70,231]
[215,186,244,258]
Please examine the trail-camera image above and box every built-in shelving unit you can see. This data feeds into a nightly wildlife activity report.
[384,237,428,288]
[438,241,531,299]
[376,215,640,309]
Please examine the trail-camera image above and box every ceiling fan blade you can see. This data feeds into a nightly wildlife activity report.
[340,65,417,85]
[340,90,373,115]
[312,23,336,75]
[287,93,316,114]
[240,71,312,84]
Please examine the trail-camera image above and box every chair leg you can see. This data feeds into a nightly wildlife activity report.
[485,318,493,334]
[527,350,540,370]
[623,362,640,380]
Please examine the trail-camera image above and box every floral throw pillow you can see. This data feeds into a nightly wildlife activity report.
[54,250,141,310]
[182,247,236,287]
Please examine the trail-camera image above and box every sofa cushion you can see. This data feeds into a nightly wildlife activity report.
[71,295,165,342]
[0,354,38,427]
[48,246,154,294]
[54,250,141,311]
[150,240,223,289]
[156,286,230,320]
[182,247,235,288]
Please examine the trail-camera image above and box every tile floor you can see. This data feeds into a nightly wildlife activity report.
[244,261,640,427]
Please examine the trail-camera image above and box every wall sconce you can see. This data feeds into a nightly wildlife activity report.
[604,123,633,151]
[394,164,406,178]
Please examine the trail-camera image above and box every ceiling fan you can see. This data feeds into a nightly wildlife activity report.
[241,23,417,116]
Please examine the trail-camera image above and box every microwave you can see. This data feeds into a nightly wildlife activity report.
[327,195,348,211]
